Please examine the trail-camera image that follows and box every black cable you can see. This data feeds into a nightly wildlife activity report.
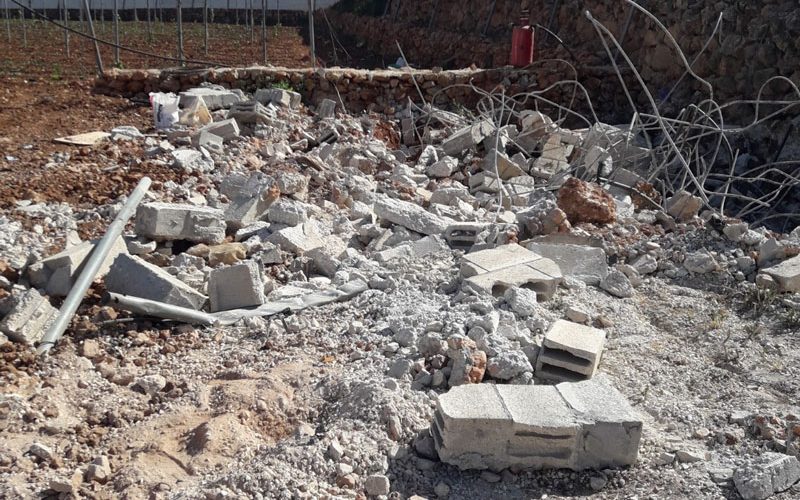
[7,0,228,67]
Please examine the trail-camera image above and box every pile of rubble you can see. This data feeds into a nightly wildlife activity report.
[1,81,800,499]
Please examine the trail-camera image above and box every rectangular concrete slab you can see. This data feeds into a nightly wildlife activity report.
[525,242,609,285]
[105,254,208,310]
[461,243,542,278]
[135,202,226,245]
[35,237,128,297]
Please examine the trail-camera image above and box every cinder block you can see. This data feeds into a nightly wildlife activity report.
[29,237,128,297]
[460,244,562,300]
[227,100,276,125]
[432,375,642,471]
[105,254,208,310]
[536,320,607,382]
[0,288,58,345]
[374,196,452,236]
[208,261,265,312]
[135,202,226,245]
[316,98,336,119]
[556,375,643,469]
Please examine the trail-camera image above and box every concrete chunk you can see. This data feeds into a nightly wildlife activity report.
[208,261,265,312]
[317,98,336,119]
[105,254,208,310]
[442,120,496,156]
[267,198,309,226]
[433,376,642,471]
[461,243,540,278]
[761,255,800,293]
[135,202,226,245]
[0,288,58,345]
[266,223,324,254]
[255,88,301,109]
[556,376,643,469]
[734,453,800,500]
[179,87,241,111]
[199,118,240,141]
[537,320,606,382]
[374,196,452,236]
[30,237,128,297]
[525,242,608,285]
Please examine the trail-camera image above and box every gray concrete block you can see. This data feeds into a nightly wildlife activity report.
[306,237,347,277]
[556,375,643,469]
[135,202,226,245]
[525,242,608,286]
[208,260,265,312]
[199,118,240,141]
[267,198,309,226]
[460,244,562,300]
[374,196,452,236]
[461,243,540,278]
[224,195,274,231]
[761,255,800,293]
[537,320,606,382]
[227,100,276,125]
[433,376,642,471]
[179,87,241,111]
[105,254,208,310]
[255,88,301,109]
[266,223,324,254]
[442,120,495,156]
[0,288,58,345]
[31,237,128,297]
[733,453,800,500]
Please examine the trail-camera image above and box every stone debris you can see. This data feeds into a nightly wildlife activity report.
[536,320,607,382]
[198,118,240,142]
[105,254,208,310]
[255,88,302,109]
[374,196,453,236]
[760,255,800,292]
[460,244,563,300]
[733,453,800,500]
[208,261,266,312]
[0,288,58,344]
[666,191,703,222]
[557,178,617,225]
[179,87,242,111]
[433,375,642,471]
[28,236,128,296]
[525,241,608,285]
[442,120,495,156]
[135,202,226,245]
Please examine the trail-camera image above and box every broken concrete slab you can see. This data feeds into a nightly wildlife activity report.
[53,131,111,146]
[525,242,608,285]
[468,172,501,194]
[0,288,58,345]
[255,88,301,109]
[198,118,240,142]
[374,196,452,236]
[29,237,129,297]
[208,261,265,312]
[375,235,449,262]
[733,453,800,500]
[433,376,641,471]
[442,120,495,156]
[536,320,607,382]
[267,198,309,226]
[461,244,563,300]
[105,254,208,310]
[179,87,241,111]
[761,254,800,293]
[556,375,643,470]
[266,222,325,254]
[135,202,226,245]
[484,150,526,180]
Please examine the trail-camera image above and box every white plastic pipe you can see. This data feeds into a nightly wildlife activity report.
[37,176,152,355]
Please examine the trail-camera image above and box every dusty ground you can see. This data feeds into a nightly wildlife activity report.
[0,20,799,500]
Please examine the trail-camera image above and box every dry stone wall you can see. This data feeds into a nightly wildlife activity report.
[328,0,800,116]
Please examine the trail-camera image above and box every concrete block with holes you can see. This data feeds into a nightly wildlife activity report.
[536,320,607,382]
[460,244,562,300]
[432,375,641,471]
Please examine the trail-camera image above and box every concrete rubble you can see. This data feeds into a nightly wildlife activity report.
[432,375,642,471]
[2,74,800,500]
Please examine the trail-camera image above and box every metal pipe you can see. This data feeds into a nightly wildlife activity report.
[104,293,216,325]
[81,0,103,76]
[37,177,151,356]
